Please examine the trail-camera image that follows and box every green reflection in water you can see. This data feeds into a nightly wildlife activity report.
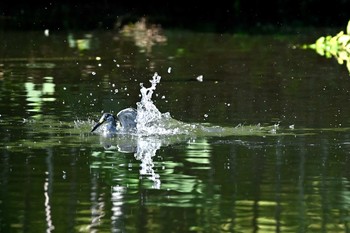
[25,76,55,118]
[185,138,211,168]
[302,20,350,75]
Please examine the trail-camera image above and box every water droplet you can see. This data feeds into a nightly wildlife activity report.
[196,75,203,82]
[44,29,49,36]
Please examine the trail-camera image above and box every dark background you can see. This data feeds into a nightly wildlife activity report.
[0,1,349,33]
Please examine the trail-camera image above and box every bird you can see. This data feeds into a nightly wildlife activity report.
[90,107,137,134]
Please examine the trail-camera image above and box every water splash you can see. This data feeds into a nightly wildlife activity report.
[136,72,189,136]
[125,72,286,138]
[136,72,162,133]
[82,72,290,139]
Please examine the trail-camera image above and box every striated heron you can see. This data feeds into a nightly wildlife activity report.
[90,107,137,134]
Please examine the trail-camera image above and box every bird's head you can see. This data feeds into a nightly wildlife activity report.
[90,113,117,133]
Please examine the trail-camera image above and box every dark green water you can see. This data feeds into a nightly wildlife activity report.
[1,29,350,232]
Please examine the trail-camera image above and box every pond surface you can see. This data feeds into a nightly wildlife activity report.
[0,29,350,233]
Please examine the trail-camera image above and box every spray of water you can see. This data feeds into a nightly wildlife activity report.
[127,72,284,138]
[136,72,162,133]
[136,72,189,136]
[81,71,285,139]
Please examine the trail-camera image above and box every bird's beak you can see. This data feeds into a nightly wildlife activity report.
[91,119,104,132]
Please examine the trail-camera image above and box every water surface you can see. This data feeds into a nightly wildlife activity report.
[1,29,350,232]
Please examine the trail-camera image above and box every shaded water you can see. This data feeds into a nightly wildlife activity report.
[1,29,350,232]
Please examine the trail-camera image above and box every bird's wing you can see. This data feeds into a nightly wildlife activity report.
[117,107,137,130]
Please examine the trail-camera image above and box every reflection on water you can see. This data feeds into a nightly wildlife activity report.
[134,137,161,189]
[185,138,211,167]
[25,76,55,118]
[120,17,167,54]
[91,135,163,189]
[87,132,350,232]
[302,20,350,75]
[44,149,55,233]
[1,30,350,232]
